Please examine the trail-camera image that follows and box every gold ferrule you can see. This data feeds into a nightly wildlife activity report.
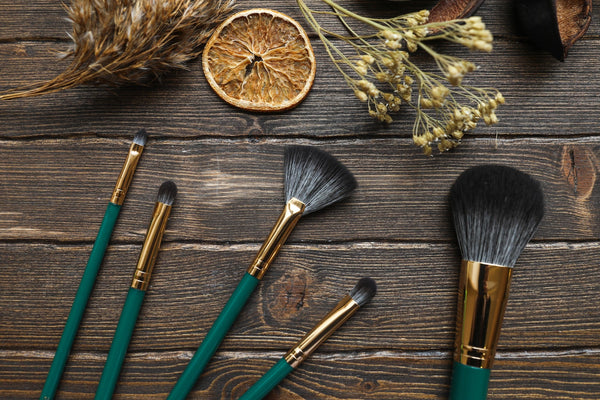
[130,202,172,291]
[454,260,513,369]
[284,294,360,368]
[246,198,305,279]
[110,142,145,205]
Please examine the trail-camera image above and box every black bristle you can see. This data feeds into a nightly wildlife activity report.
[133,128,148,146]
[284,146,357,214]
[449,165,544,268]
[349,278,377,307]
[157,181,177,205]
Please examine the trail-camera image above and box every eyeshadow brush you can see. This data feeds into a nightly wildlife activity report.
[238,277,377,400]
[40,129,147,400]
[448,165,544,400]
[94,181,176,400]
[167,145,357,400]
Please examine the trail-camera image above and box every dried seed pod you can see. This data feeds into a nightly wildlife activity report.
[516,0,592,61]
[429,0,486,23]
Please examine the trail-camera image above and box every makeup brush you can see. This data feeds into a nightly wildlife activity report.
[40,130,147,400]
[167,145,357,400]
[448,165,544,400]
[238,277,376,400]
[94,180,176,400]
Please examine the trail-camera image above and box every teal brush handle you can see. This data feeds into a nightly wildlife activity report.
[449,361,490,400]
[238,358,294,400]
[94,287,146,400]
[40,202,121,400]
[168,272,260,400]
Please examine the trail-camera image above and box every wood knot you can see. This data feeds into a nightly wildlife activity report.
[360,379,379,393]
[561,146,596,199]
[265,269,313,322]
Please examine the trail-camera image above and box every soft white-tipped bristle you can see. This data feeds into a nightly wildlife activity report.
[157,181,177,205]
[133,128,148,146]
[349,278,377,307]
[284,146,357,214]
[450,165,545,267]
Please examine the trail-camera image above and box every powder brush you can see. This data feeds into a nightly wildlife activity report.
[167,145,357,400]
[94,181,177,400]
[238,278,376,400]
[448,165,544,400]
[40,129,147,400]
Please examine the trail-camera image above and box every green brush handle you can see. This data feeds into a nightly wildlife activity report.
[449,361,491,400]
[167,272,260,400]
[238,358,294,400]
[40,202,121,400]
[95,287,146,400]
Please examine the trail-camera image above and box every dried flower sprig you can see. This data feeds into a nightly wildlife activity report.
[296,0,504,155]
[0,0,234,100]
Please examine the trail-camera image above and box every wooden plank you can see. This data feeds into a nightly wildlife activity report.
[0,138,598,242]
[1,4,600,138]
[0,1,506,39]
[1,242,598,352]
[1,349,598,399]
[1,0,599,40]
[1,38,600,138]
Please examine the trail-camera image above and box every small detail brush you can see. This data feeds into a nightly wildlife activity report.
[94,180,176,400]
[167,145,357,400]
[238,277,377,400]
[40,129,147,400]
[448,165,544,400]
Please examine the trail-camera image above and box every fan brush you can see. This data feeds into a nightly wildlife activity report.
[167,145,357,399]
[448,165,544,400]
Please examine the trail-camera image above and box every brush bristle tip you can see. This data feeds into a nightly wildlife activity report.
[157,180,177,205]
[133,128,148,146]
[350,277,377,307]
[450,165,544,267]
[284,145,357,214]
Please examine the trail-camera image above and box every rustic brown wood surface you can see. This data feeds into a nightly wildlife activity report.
[1,0,599,399]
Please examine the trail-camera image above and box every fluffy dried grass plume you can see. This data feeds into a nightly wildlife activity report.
[0,0,234,100]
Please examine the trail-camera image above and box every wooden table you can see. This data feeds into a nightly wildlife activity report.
[1,0,599,398]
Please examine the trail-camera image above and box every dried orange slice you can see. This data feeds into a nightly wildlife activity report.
[202,8,316,112]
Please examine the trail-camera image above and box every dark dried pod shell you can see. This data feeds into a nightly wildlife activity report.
[516,0,592,61]
[429,0,486,23]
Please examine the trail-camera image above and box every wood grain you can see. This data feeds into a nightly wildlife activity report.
[1,242,599,352]
[0,349,599,399]
[0,139,598,242]
[1,0,599,398]
[3,38,600,138]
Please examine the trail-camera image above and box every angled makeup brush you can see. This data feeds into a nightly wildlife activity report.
[40,130,147,400]
[238,277,376,400]
[94,181,176,400]
[448,165,544,400]
[167,145,357,400]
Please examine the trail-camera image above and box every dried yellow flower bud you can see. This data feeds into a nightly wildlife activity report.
[354,90,368,102]
[375,72,390,82]
[451,130,464,139]
[361,55,375,64]
[413,134,427,147]
[420,98,433,108]
[495,92,505,104]
[433,127,445,138]
[382,30,399,41]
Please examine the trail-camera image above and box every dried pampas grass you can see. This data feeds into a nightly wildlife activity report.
[1,0,234,100]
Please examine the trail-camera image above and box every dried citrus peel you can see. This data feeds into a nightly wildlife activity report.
[202,8,316,112]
